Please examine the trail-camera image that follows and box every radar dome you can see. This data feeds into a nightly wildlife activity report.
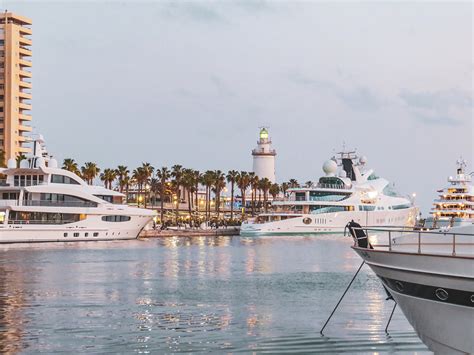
[7,159,15,169]
[359,156,368,165]
[48,158,58,168]
[19,160,29,169]
[339,170,347,178]
[322,159,337,176]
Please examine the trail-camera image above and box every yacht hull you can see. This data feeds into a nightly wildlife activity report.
[240,207,418,236]
[353,247,474,354]
[0,215,152,243]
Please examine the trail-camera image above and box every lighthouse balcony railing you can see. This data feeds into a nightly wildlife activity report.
[252,148,276,155]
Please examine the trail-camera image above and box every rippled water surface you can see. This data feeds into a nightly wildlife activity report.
[0,235,430,354]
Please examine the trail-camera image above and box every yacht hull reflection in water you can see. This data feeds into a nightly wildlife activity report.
[0,136,155,243]
[349,224,474,354]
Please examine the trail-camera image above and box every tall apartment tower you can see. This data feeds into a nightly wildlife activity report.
[252,127,277,183]
[0,12,32,161]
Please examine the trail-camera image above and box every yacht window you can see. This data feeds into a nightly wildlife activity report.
[9,211,83,224]
[20,175,25,186]
[39,175,44,183]
[14,175,19,186]
[37,193,97,207]
[51,174,80,185]
[392,204,411,210]
[93,232,99,237]
[94,195,113,203]
[73,232,79,237]
[295,192,306,201]
[360,205,376,211]
[63,233,68,237]
[26,175,31,186]
[101,215,131,222]
[2,192,17,200]
[32,175,37,184]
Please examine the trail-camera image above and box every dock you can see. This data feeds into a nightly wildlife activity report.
[140,227,240,238]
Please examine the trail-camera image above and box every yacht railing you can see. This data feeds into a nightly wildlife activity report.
[8,219,78,225]
[316,183,351,190]
[351,227,473,256]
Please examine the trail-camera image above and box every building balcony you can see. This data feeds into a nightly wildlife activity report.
[19,47,32,56]
[18,146,31,153]
[18,135,29,142]
[19,70,32,78]
[19,27,33,36]
[19,81,32,89]
[19,91,32,99]
[19,124,32,132]
[19,113,32,121]
[19,102,32,110]
[19,36,32,46]
[19,59,32,67]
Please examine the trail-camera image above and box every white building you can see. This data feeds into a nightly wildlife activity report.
[252,127,276,183]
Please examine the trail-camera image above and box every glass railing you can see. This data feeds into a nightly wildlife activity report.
[22,200,97,208]
[8,219,78,225]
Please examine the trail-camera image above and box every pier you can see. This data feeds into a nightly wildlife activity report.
[140,227,240,238]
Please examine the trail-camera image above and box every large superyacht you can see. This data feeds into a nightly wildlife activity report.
[427,158,473,228]
[0,137,155,243]
[240,150,418,236]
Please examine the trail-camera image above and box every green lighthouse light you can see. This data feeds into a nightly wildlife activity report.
[260,128,269,140]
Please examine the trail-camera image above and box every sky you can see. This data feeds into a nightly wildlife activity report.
[5,0,473,213]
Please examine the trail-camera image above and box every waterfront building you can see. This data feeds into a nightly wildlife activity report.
[252,127,276,183]
[0,12,33,161]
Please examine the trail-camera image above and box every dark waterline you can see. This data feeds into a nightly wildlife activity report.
[0,235,430,354]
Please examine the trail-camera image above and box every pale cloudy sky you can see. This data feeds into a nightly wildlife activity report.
[6,1,473,213]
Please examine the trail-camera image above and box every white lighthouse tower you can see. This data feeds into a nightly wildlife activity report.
[252,127,277,183]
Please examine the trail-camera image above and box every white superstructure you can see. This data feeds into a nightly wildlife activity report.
[252,127,276,183]
[241,150,418,235]
[0,137,155,243]
[349,224,474,354]
[428,158,474,228]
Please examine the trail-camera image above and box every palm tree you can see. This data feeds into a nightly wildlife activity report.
[281,182,289,197]
[182,169,197,221]
[141,163,154,208]
[213,170,226,219]
[259,178,272,212]
[288,179,299,188]
[201,170,215,221]
[122,175,131,204]
[193,170,201,212]
[16,153,26,168]
[100,168,116,189]
[149,177,160,207]
[62,158,79,174]
[249,173,259,216]
[0,149,5,168]
[116,165,129,193]
[236,171,250,218]
[156,167,171,223]
[81,162,100,185]
[132,167,147,207]
[171,165,184,221]
[226,170,239,220]
[269,183,280,201]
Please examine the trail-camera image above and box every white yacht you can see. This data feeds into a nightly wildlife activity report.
[240,151,418,236]
[426,158,473,229]
[0,137,155,243]
[348,223,474,354]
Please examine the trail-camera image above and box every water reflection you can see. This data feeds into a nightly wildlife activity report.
[0,235,429,353]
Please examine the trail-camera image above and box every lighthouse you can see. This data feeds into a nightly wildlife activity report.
[252,127,277,183]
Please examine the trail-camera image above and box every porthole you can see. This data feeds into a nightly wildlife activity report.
[93,232,99,237]
[303,217,312,225]
[63,232,68,237]
[73,232,79,237]
[470,295,474,303]
[85,233,88,237]
[435,288,449,301]
[395,281,404,292]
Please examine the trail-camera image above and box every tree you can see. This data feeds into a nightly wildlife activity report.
[116,165,129,193]
[236,171,250,218]
[100,168,117,189]
[288,179,299,188]
[156,167,171,223]
[212,170,226,219]
[141,163,154,208]
[269,183,280,201]
[226,170,239,220]
[171,165,184,222]
[182,169,197,221]
[249,173,259,216]
[281,182,289,197]
[259,178,272,212]
[132,167,147,207]
[0,149,5,168]
[62,158,79,175]
[81,162,100,185]
[16,153,27,168]
[201,170,215,221]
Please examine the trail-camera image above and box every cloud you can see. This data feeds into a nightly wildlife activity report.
[399,89,472,126]
[288,72,382,111]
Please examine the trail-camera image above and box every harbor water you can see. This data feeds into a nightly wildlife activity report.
[0,235,430,354]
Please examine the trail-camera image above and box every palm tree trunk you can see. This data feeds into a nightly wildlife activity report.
[230,182,234,220]
[160,186,164,223]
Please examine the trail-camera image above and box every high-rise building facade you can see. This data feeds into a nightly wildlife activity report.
[0,12,32,161]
